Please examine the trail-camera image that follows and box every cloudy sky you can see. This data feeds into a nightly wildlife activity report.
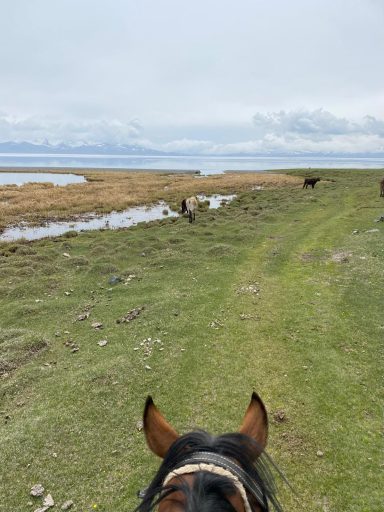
[0,0,383,154]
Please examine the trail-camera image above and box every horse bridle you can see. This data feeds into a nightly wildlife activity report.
[139,451,269,511]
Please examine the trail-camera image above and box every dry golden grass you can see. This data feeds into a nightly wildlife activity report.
[0,169,301,230]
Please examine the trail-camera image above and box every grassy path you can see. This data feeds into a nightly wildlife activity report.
[0,170,382,511]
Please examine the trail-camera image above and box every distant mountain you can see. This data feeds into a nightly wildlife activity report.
[0,141,166,156]
[0,141,383,159]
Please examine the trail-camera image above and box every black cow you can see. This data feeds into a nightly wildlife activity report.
[303,177,320,189]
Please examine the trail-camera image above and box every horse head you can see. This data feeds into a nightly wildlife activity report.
[137,393,283,512]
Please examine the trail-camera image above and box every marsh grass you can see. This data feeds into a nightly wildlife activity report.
[0,169,383,511]
[0,169,300,230]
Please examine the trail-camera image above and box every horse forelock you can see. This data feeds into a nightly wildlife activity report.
[136,431,283,512]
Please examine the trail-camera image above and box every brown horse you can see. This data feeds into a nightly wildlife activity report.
[137,393,284,512]
[380,178,384,197]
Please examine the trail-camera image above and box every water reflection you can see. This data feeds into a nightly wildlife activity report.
[198,194,236,207]
[0,172,86,186]
[0,194,235,242]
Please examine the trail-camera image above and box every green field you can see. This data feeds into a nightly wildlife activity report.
[0,169,383,511]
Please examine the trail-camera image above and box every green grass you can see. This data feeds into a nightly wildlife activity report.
[0,169,383,511]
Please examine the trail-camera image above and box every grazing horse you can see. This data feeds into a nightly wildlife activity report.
[380,178,384,197]
[303,177,320,189]
[137,393,284,512]
[181,196,198,223]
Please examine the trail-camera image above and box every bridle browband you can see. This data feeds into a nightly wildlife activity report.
[161,451,269,511]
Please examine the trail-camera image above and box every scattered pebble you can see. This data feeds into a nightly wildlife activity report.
[273,410,286,423]
[117,306,144,324]
[316,450,324,457]
[43,494,54,508]
[209,319,223,329]
[145,365,152,370]
[237,283,260,295]
[30,484,45,497]
[123,274,137,285]
[136,420,143,431]
[77,312,90,321]
[91,322,103,329]
[108,275,122,285]
[62,253,71,258]
[137,337,163,358]
[97,339,108,347]
[366,228,379,233]
[61,501,74,510]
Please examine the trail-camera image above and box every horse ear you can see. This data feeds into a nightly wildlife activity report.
[143,396,179,458]
[239,392,268,449]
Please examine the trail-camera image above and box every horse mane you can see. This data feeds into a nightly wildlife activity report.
[136,430,283,512]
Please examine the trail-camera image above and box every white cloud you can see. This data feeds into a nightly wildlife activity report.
[0,115,142,145]
[252,109,384,139]
[1,108,384,155]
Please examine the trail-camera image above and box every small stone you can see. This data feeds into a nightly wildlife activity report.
[71,347,79,353]
[273,410,286,423]
[91,322,103,329]
[108,275,122,285]
[64,291,71,296]
[30,484,45,497]
[145,365,152,370]
[97,339,108,347]
[116,306,144,324]
[77,312,90,321]
[136,420,143,431]
[63,253,71,258]
[34,507,49,512]
[316,450,324,457]
[43,494,54,508]
[61,501,74,511]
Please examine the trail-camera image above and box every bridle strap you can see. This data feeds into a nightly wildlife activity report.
[162,451,268,510]
[163,462,252,512]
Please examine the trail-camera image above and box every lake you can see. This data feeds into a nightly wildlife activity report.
[0,172,86,186]
[0,154,384,174]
